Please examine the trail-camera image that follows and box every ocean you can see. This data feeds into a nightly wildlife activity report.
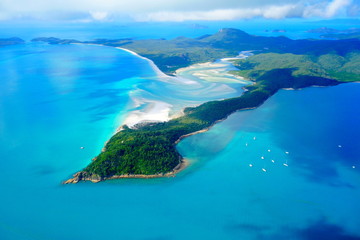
[0,20,359,240]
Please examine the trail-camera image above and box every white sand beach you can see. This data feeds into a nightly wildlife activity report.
[122,97,172,128]
[113,47,252,130]
[176,60,250,84]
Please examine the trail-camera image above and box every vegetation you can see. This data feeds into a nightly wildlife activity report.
[307,27,360,34]
[321,32,360,40]
[33,28,360,75]
[31,37,80,44]
[80,66,340,180]
[307,27,360,39]
[231,52,360,82]
[113,29,360,74]
[49,28,359,182]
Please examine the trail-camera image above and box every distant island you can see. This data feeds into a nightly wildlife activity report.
[306,27,360,40]
[321,32,360,40]
[264,29,287,33]
[0,37,25,47]
[31,28,360,183]
[306,27,360,34]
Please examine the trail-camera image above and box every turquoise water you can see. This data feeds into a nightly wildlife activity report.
[1,23,360,239]
[178,84,360,239]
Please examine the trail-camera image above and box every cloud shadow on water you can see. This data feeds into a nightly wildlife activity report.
[297,219,360,240]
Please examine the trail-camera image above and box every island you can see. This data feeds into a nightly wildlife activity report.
[0,37,25,47]
[264,29,287,33]
[321,32,360,40]
[32,28,360,183]
[32,28,360,75]
[307,27,360,34]
[305,27,360,40]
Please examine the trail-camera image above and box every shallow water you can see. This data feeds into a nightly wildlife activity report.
[0,22,359,240]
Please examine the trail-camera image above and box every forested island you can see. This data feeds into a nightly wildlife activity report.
[31,28,360,183]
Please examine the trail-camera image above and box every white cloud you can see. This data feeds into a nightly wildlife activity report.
[325,0,352,17]
[134,0,355,22]
[0,0,357,22]
[263,4,303,19]
[347,2,360,15]
[89,11,109,21]
[135,9,263,22]
[303,0,352,17]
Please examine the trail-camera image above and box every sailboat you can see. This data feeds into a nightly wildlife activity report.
[283,159,288,167]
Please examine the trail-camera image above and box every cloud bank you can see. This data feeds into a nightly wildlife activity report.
[136,0,355,21]
[0,0,358,22]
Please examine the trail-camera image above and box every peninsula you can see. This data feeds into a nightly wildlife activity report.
[32,28,360,183]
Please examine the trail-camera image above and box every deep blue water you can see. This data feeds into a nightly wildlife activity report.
[0,22,359,240]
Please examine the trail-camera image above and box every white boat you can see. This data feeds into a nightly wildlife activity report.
[268,149,271,152]
[283,163,288,167]
[262,168,267,172]
[261,156,265,159]
[285,151,289,154]
[271,160,275,163]
[249,164,253,167]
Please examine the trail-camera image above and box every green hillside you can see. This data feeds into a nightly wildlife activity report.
[231,52,360,82]
[33,28,360,75]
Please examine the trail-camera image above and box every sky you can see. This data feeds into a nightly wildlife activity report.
[0,0,359,22]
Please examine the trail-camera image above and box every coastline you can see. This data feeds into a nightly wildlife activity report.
[116,47,170,79]
[63,158,190,184]
[121,98,172,128]
[64,102,258,184]
[117,46,201,86]
[175,59,250,84]
[74,43,249,129]
[109,44,251,130]
[64,45,253,184]
[73,43,177,81]
[64,43,346,184]
[175,106,257,145]
[116,46,206,129]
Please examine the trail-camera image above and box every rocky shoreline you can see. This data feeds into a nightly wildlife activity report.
[63,158,189,184]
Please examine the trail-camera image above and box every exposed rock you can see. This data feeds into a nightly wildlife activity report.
[63,171,102,184]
